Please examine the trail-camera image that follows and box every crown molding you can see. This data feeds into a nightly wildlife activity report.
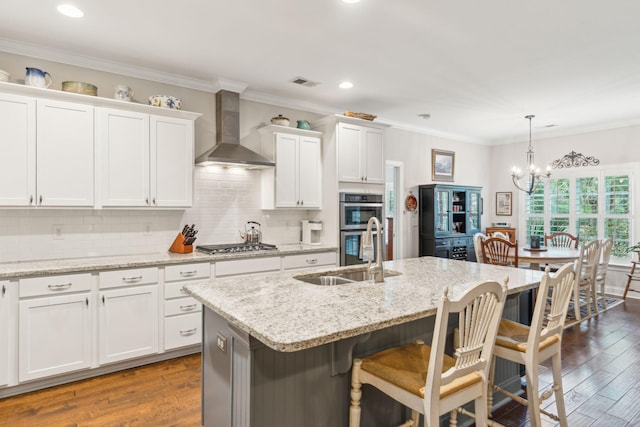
[0,37,218,92]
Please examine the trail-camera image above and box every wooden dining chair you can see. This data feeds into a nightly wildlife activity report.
[544,232,578,249]
[489,264,575,427]
[349,279,508,427]
[481,237,518,268]
[473,232,487,263]
[572,239,600,321]
[596,237,613,309]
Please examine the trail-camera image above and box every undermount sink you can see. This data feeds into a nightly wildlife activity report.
[294,267,402,286]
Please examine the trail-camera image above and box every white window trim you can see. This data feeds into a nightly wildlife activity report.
[518,162,640,265]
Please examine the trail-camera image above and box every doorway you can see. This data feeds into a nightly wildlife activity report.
[385,161,404,260]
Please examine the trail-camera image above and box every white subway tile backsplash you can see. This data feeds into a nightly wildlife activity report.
[0,168,310,263]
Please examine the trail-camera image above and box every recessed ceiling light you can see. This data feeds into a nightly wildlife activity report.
[57,4,84,18]
[339,81,353,89]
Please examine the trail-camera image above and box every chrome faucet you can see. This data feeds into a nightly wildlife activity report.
[363,217,384,283]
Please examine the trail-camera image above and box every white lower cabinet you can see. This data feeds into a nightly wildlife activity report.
[163,263,208,350]
[0,281,10,386]
[98,268,159,364]
[18,273,92,382]
[282,251,338,271]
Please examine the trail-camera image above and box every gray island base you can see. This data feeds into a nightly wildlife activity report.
[187,257,544,427]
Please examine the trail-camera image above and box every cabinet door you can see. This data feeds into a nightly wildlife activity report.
[363,127,384,184]
[467,190,482,235]
[274,133,299,208]
[97,108,150,207]
[150,115,194,207]
[0,94,36,206]
[0,282,9,386]
[19,293,91,381]
[36,99,94,206]
[337,123,363,183]
[297,135,321,208]
[99,285,159,364]
[434,188,451,236]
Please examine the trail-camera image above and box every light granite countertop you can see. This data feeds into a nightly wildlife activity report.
[185,257,545,353]
[0,244,337,279]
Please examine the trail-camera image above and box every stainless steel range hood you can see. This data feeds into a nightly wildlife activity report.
[195,90,275,168]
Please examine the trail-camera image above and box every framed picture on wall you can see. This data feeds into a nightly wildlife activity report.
[496,192,512,216]
[431,149,455,182]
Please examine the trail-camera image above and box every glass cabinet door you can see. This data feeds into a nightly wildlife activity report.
[468,191,481,234]
[435,189,450,234]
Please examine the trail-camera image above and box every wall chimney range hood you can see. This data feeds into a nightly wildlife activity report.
[195,90,275,168]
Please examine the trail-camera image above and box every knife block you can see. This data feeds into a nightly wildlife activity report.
[169,233,193,254]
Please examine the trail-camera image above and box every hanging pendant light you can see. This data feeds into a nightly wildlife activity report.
[511,115,551,195]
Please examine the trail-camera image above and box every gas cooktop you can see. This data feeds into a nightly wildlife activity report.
[196,243,278,255]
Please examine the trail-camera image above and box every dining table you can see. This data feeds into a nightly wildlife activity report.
[510,246,581,270]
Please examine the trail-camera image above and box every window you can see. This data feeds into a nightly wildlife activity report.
[522,166,636,259]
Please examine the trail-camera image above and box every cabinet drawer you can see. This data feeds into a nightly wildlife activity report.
[19,273,92,298]
[215,257,281,277]
[452,238,469,246]
[99,267,158,289]
[164,312,201,350]
[435,239,451,249]
[165,281,198,299]
[283,252,337,270]
[165,263,210,282]
[164,297,202,317]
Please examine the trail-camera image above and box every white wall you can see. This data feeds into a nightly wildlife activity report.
[384,127,492,258]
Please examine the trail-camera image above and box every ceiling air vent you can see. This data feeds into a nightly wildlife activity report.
[291,76,320,87]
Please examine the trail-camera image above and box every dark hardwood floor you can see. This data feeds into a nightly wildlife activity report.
[2,298,640,426]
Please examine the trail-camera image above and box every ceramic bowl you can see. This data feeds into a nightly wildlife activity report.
[148,95,182,110]
[0,69,10,82]
[62,81,98,96]
[271,114,290,127]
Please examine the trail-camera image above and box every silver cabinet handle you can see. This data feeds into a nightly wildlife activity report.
[179,328,197,336]
[2,284,5,296]
[145,197,149,205]
[179,270,197,277]
[152,197,156,205]
[86,297,89,306]
[48,283,72,291]
[39,195,43,204]
[364,176,368,182]
[122,275,143,283]
[306,258,318,264]
[179,303,198,312]
[300,200,304,206]
[29,195,33,205]
[361,176,365,181]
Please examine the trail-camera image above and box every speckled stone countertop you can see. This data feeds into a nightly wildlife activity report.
[0,244,337,279]
[185,257,545,353]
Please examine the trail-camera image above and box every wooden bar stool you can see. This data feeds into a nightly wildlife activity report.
[623,250,640,300]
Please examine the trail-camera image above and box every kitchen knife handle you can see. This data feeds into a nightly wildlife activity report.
[179,328,197,336]
[48,283,72,291]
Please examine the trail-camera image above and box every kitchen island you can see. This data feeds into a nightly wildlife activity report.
[186,256,544,427]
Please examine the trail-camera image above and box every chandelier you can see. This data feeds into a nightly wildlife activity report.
[511,115,551,195]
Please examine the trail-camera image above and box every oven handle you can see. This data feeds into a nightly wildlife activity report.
[341,202,384,208]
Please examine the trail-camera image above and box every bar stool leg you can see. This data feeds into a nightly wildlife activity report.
[551,351,568,427]
[623,261,639,300]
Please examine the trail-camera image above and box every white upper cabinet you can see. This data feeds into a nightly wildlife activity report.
[98,110,193,207]
[150,115,194,207]
[0,94,94,206]
[260,125,322,209]
[337,122,384,184]
[98,108,150,207]
[0,83,200,209]
[37,99,95,206]
[0,93,35,206]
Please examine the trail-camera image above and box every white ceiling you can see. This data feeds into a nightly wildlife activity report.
[2,0,640,144]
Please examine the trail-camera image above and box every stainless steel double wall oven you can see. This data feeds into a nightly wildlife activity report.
[339,192,384,266]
